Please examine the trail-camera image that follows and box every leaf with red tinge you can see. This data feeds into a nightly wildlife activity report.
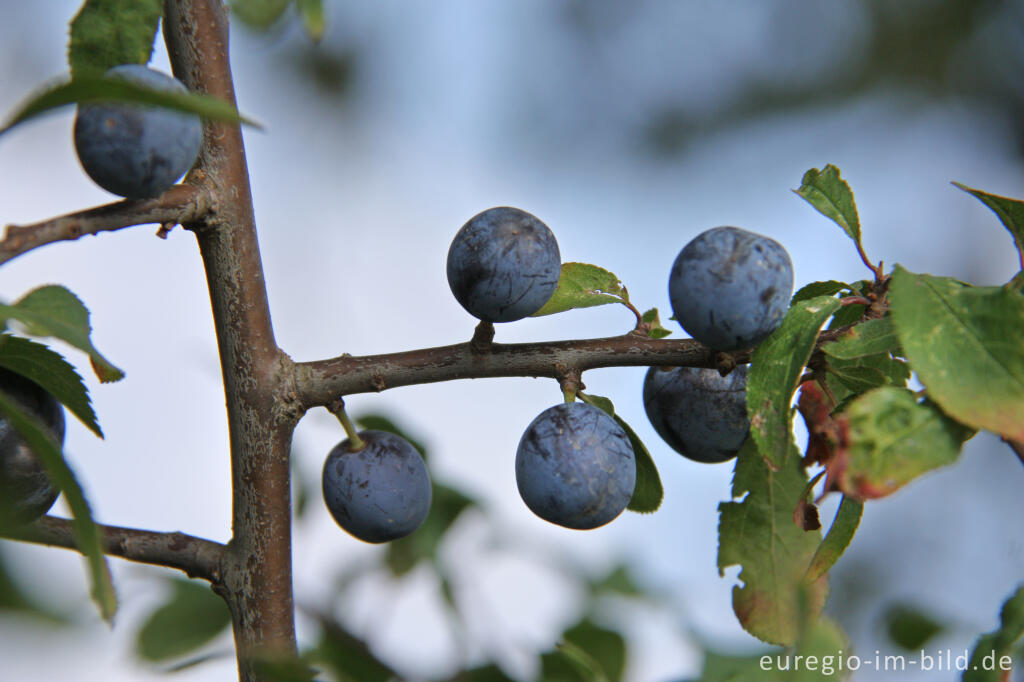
[717,439,826,645]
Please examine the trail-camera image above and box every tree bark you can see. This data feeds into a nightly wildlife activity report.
[163,2,298,679]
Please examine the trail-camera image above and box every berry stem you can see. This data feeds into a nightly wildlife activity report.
[328,397,366,451]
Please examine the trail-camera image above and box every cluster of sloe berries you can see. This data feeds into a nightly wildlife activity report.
[61,70,795,540]
[319,208,793,542]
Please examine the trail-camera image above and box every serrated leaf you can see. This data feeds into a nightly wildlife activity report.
[68,0,163,79]
[964,584,1024,682]
[1,74,258,137]
[823,317,900,359]
[0,392,116,622]
[828,364,889,394]
[823,353,909,406]
[296,0,326,42]
[0,285,123,383]
[136,578,231,662]
[640,308,672,338]
[953,182,1024,269]
[791,280,849,306]
[577,392,662,513]
[885,603,945,651]
[889,266,1024,442]
[531,263,628,317]
[385,482,475,577]
[803,496,862,584]
[838,387,969,499]
[717,440,827,646]
[0,335,102,437]
[748,296,842,469]
[795,165,862,247]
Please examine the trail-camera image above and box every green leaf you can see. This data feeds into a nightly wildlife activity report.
[68,0,163,79]
[717,440,827,646]
[884,603,945,651]
[295,0,326,42]
[384,482,475,576]
[590,563,645,599]
[0,335,102,437]
[794,165,862,248]
[828,364,889,394]
[963,585,1024,682]
[1,74,258,137]
[889,266,1024,442]
[838,387,969,499]
[451,664,518,682]
[823,353,909,406]
[618,415,662,513]
[136,578,231,662]
[355,413,429,460]
[531,263,628,317]
[0,285,124,383]
[313,616,397,682]
[803,496,863,584]
[541,620,625,682]
[791,280,849,306]
[230,0,292,29]
[640,308,672,338]
[953,182,1024,269]
[577,392,663,513]
[748,296,842,469]
[564,620,626,682]
[696,618,850,681]
[822,317,900,359]
[0,391,116,622]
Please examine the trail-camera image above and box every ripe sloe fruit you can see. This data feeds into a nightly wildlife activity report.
[515,402,635,530]
[447,207,561,322]
[669,226,793,350]
[74,64,202,199]
[0,369,64,526]
[322,430,431,543]
[643,365,749,464]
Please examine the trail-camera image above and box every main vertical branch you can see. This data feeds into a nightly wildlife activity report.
[162,1,297,679]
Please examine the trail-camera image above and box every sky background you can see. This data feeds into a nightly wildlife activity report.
[0,1,1023,681]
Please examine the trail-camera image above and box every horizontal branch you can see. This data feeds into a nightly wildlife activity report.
[0,184,214,266]
[294,327,853,410]
[296,332,720,408]
[1,515,225,582]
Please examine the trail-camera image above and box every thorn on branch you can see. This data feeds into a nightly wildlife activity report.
[0,184,213,266]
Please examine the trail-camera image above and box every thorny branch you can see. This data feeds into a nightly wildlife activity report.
[0,184,214,266]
